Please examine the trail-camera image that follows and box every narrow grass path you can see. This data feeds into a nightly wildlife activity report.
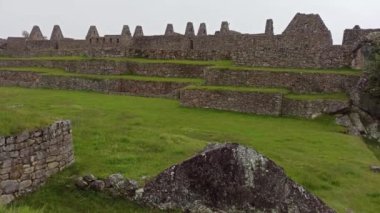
[0,87,379,213]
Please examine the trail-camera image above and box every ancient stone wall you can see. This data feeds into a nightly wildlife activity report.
[204,69,359,93]
[2,13,373,69]
[281,98,349,118]
[0,60,206,78]
[0,121,74,205]
[180,89,348,118]
[180,89,283,116]
[343,27,380,46]
[0,71,190,98]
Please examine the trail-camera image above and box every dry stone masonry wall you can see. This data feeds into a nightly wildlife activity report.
[180,88,349,118]
[2,13,380,69]
[0,70,190,98]
[0,121,74,205]
[204,68,360,93]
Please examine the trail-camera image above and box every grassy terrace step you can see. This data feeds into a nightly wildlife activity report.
[0,56,361,76]
[184,85,349,101]
[0,67,204,84]
[211,65,361,76]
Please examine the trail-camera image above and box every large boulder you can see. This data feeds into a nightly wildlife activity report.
[141,143,334,212]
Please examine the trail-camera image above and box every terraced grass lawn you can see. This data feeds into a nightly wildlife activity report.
[1,87,380,213]
[0,67,203,84]
[0,56,360,75]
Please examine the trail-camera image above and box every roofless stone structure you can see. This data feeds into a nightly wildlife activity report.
[1,13,380,69]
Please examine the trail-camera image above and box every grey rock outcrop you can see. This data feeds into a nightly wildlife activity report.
[141,143,334,213]
[341,32,380,142]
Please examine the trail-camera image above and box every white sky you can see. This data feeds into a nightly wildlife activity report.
[0,0,379,44]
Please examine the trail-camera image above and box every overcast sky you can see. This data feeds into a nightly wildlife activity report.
[0,0,379,44]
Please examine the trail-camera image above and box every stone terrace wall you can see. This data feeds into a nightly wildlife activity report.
[204,69,360,93]
[180,89,349,118]
[180,89,283,116]
[281,98,349,118]
[0,121,74,205]
[0,60,206,78]
[0,71,190,98]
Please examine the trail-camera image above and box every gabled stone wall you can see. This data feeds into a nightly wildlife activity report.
[0,121,74,205]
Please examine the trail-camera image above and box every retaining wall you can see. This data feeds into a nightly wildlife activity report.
[204,69,360,93]
[0,60,206,78]
[180,89,283,116]
[281,98,349,118]
[0,121,74,205]
[180,88,349,118]
[0,71,190,98]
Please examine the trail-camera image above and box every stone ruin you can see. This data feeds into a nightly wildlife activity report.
[1,13,379,69]
[75,143,334,212]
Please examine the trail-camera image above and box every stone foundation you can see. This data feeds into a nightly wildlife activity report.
[0,121,74,205]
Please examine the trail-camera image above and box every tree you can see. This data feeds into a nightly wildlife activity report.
[22,30,29,38]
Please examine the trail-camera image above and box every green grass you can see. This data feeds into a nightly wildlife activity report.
[0,67,203,84]
[0,56,361,75]
[0,87,379,212]
[211,65,361,76]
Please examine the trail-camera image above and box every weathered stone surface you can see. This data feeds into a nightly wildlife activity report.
[164,24,175,36]
[86,26,99,40]
[29,26,44,40]
[83,174,97,183]
[76,173,139,198]
[133,26,144,37]
[0,194,14,205]
[220,21,229,34]
[142,143,334,212]
[265,19,274,36]
[75,177,89,190]
[370,165,380,173]
[0,180,19,194]
[50,25,64,40]
[89,180,105,191]
[0,121,74,204]
[121,25,131,37]
[185,22,195,37]
[197,23,207,36]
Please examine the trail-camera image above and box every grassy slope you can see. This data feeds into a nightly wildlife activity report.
[0,87,379,213]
